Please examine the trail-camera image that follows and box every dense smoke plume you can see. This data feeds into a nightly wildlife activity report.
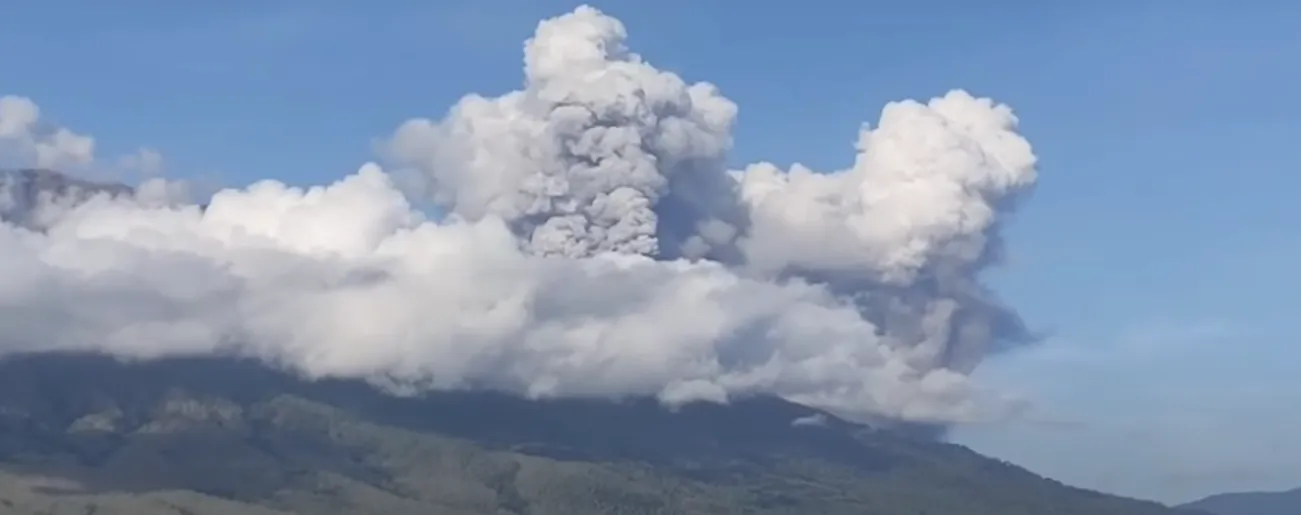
[0,6,1038,425]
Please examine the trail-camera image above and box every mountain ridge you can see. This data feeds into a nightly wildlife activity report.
[1178,487,1301,515]
[0,167,136,233]
[0,352,1200,515]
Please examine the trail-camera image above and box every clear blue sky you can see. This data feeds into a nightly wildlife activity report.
[3,0,1299,504]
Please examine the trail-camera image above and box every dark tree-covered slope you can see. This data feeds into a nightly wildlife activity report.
[0,353,1202,515]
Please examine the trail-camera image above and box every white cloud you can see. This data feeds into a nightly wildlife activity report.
[0,5,1041,425]
[0,94,165,180]
[0,96,95,170]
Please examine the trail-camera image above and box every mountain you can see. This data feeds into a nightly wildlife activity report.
[1179,488,1301,515]
[0,353,1200,515]
[0,168,133,229]
[0,169,1196,513]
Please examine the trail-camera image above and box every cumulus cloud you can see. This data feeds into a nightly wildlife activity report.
[0,5,1039,425]
[0,94,177,229]
[0,95,164,178]
[0,96,95,170]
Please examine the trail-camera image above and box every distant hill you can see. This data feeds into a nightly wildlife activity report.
[0,352,1202,515]
[1179,487,1301,515]
[0,168,133,229]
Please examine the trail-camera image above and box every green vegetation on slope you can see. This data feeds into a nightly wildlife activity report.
[0,354,1196,515]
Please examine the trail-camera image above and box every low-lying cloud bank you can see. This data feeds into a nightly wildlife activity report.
[0,5,1038,425]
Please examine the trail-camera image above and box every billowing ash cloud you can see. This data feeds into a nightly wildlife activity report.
[383,6,740,261]
[0,5,1038,425]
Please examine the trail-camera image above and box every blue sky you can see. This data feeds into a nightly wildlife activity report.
[3,0,1299,504]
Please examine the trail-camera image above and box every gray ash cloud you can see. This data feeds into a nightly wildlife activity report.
[0,5,1040,427]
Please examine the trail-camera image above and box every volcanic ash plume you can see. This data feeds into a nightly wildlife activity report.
[383,6,740,261]
[0,5,1038,425]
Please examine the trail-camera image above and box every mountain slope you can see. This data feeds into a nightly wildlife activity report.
[0,168,134,229]
[0,353,1196,515]
[1179,488,1301,515]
